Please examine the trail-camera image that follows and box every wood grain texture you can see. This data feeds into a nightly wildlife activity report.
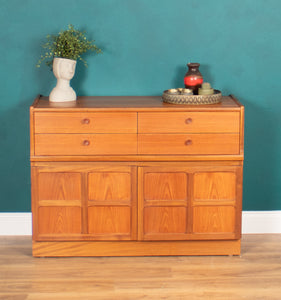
[138,111,240,133]
[34,112,137,133]
[143,207,187,235]
[32,239,241,257]
[138,165,242,241]
[192,206,235,234]
[29,105,35,156]
[32,164,140,242]
[87,167,136,240]
[38,172,81,201]
[31,167,39,240]
[140,167,190,240]
[31,154,245,162]
[235,166,243,240]
[88,206,131,236]
[36,172,82,237]
[193,172,236,200]
[31,95,242,111]
[35,133,138,155]
[138,133,240,155]
[2,235,281,299]
[144,172,187,201]
[38,207,82,235]
[88,172,131,201]
[240,105,245,155]
[231,94,245,156]
[192,169,241,238]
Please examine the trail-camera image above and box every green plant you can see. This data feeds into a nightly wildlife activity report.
[37,24,102,68]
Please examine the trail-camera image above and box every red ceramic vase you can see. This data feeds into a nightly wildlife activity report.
[184,63,203,94]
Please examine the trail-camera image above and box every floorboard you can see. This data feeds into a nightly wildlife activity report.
[0,234,280,299]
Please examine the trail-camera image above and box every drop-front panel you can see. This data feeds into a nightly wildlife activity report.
[30,95,244,256]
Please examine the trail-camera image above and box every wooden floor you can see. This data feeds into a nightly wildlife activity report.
[0,235,281,300]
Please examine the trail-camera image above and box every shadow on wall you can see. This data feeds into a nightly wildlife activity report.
[71,61,88,96]
[236,96,279,210]
[0,98,32,212]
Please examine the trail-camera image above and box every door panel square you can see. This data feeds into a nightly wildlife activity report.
[144,207,187,234]
[38,173,81,201]
[38,207,81,234]
[144,173,187,200]
[193,206,235,233]
[88,172,131,201]
[194,172,236,200]
[88,206,131,234]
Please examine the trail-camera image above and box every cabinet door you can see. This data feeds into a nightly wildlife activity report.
[87,165,137,240]
[138,167,190,240]
[138,164,242,241]
[191,166,243,240]
[32,168,83,240]
[32,164,137,241]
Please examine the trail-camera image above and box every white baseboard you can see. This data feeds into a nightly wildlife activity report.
[242,211,281,234]
[0,213,32,235]
[0,211,280,235]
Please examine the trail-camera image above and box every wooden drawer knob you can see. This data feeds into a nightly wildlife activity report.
[83,140,90,146]
[81,118,90,124]
[185,139,192,146]
[185,118,192,124]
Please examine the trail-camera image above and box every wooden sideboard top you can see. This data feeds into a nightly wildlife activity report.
[31,95,243,112]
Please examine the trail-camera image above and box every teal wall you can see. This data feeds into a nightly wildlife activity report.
[0,0,280,212]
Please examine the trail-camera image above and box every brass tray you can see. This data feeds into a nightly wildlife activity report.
[162,89,222,105]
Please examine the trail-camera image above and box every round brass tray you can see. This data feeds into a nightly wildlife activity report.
[162,89,222,105]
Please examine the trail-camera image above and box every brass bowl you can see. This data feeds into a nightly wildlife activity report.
[162,89,222,105]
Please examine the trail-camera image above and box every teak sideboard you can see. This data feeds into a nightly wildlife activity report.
[30,95,244,257]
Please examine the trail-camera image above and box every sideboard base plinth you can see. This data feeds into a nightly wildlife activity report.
[32,240,241,257]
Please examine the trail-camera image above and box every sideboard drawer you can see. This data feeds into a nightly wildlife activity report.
[35,134,137,155]
[34,112,137,133]
[138,134,240,155]
[138,112,240,133]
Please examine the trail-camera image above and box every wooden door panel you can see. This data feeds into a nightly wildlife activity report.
[33,165,137,241]
[87,167,137,240]
[144,172,187,200]
[192,169,239,238]
[88,172,131,201]
[194,172,236,200]
[144,207,187,234]
[38,173,81,201]
[36,172,82,238]
[88,207,131,235]
[38,207,82,235]
[140,168,189,240]
[193,206,235,234]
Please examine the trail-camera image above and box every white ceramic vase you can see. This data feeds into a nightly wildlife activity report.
[49,57,77,102]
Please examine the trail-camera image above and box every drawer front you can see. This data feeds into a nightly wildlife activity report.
[138,134,240,155]
[35,134,137,155]
[34,112,137,133]
[138,112,240,133]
